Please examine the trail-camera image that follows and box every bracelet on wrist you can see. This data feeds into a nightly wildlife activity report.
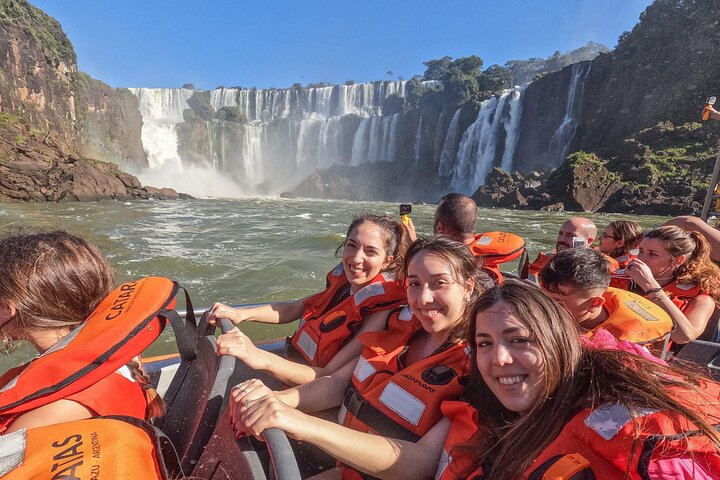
[647,292,668,302]
[644,287,664,295]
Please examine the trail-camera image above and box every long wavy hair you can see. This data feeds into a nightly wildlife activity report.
[644,225,720,301]
[463,280,720,480]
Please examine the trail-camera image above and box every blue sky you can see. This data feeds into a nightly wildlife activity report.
[30,0,654,90]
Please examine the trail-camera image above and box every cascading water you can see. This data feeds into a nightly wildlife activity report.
[445,85,526,195]
[133,81,406,196]
[548,63,591,165]
[128,66,585,200]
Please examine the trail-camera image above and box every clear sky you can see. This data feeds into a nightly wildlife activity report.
[29,0,654,90]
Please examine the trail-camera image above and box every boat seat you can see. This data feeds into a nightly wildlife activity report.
[154,316,237,476]
[673,339,720,381]
[192,408,302,480]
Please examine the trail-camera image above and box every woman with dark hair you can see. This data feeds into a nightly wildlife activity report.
[599,220,643,268]
[437,280,720,479]
[620,225,720,344]
[231,236,485,480]
[0,231,161,434]
[208,213,411,385]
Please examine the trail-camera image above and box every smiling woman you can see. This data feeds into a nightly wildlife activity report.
[207,213,410,386]
[437,280,720,480]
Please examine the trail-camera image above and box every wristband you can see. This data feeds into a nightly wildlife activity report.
[644,287,664,295]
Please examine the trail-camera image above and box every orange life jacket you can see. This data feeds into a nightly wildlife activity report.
[528,250,620,286]
[590,287,673,345]
[613,250,638,270]
[290,264,406,367]
[468,232,526,283]
[610,277,706,312]
[339,309,469,440]
[0,277,177,431]
[339,315,470,480]
[0,416,179,479]
[435,401,480,480]
[439,383,720,480]
[526,385,720,479]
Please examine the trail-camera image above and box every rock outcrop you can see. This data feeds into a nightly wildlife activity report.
[0,114,179,202]
[0,0,172,203]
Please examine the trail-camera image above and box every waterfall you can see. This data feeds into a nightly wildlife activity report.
[132,81,406,196]
[548,63,591,165]
[127,66,589,200]
[130,88,193,170]
[438,108,464,177]
[499,85,527,172]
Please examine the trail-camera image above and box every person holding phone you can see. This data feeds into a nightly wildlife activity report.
[523,217,619,284]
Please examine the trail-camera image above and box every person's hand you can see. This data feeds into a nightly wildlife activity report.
[403,216,417,242]
[625,258,658,292]
[206,302,246,326]
[216,328,267,369]
[230,378,277,427]
[231,381,306,440]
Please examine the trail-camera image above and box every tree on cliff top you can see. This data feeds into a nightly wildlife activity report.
[422,54,511,106]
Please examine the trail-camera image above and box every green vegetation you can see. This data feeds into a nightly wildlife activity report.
[416,55,512,108]
[0,0,76,64]
[504,42,608,85]
[0,112,21,127]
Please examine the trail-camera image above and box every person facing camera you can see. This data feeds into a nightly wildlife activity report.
[598,220,643,269]
[437,280,720,480]
[523,217,619,284]
[539,247,672,346]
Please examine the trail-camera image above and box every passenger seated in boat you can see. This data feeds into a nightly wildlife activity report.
[404,192,524,283]
[523,216,619,284]
[0,231,161,434]
[539,248,672,346]
[612,225,720,346]
[230,237,484,480]
[436,280,720,480]
[598,220,643,269]
[208,213,409,386]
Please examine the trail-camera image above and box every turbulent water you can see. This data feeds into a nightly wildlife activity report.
[0,198,668,368]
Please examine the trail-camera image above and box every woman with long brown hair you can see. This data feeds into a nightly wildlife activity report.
[0,231,162,434]
[438,280,720,479]
[230,236,485,480]
[208,213,410,386]
[621,225,720,344]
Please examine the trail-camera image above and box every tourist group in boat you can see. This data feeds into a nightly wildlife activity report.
[2,194,720,479]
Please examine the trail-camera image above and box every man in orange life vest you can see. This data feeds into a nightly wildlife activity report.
[539,248,673,345]
[523,216,619,284]
[403,193,523,284]
[404,193,479,245]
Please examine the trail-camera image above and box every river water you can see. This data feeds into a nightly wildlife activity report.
[0,197,668,368]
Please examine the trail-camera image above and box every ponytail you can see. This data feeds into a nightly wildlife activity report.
[128,360,165,419]
[675,231,720,301]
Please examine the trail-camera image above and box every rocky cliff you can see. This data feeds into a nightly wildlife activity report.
[0,0,170,202]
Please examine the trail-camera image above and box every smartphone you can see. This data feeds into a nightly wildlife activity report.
[399,204,412,216]
[571,237,587,248]
[708,96,717,106]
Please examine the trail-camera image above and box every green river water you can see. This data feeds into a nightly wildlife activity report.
[0,197,668,369]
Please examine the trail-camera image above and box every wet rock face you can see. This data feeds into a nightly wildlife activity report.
[0,0,172,203]
[0,118,181,202]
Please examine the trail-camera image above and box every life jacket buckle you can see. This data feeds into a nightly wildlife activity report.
[343,387,365,417]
